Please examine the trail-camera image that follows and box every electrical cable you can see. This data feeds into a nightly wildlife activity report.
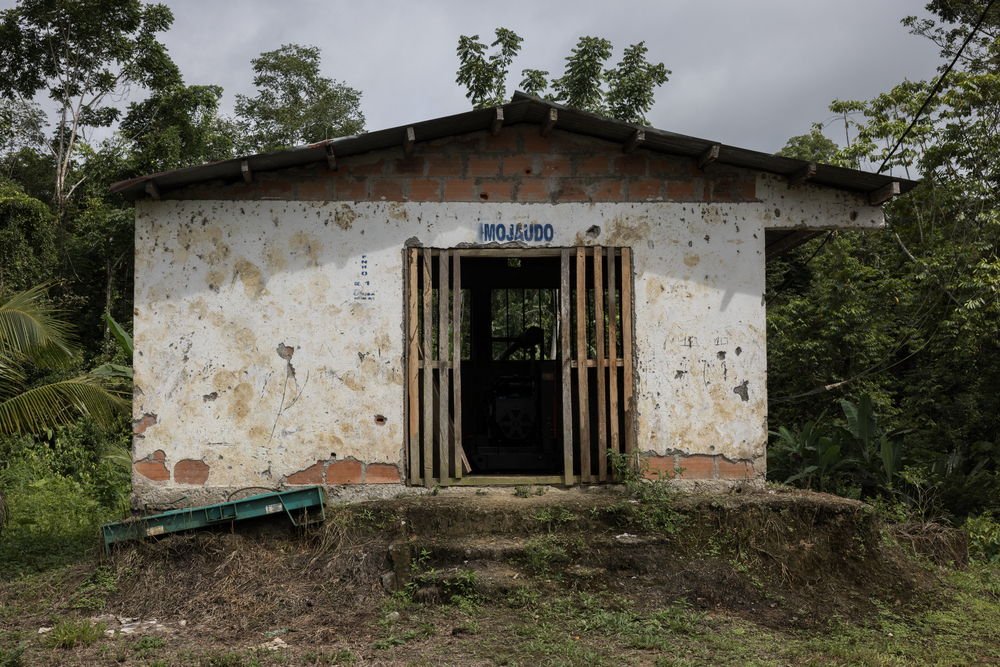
[876,0,999,174]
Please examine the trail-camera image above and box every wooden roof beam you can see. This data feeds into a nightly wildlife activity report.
[623,129,644,154]
[491,107,504,136]
[541,108,557,137]
[325,144,337,170]
[240,160,252,183]
[144,180,160,200]
[403,126,416,155]
[788,162,817,187]
[697,144,720,170]
[869,181,900,206]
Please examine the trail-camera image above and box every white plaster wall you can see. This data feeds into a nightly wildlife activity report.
[133,192,881,500]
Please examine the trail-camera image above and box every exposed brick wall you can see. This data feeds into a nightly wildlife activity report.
[167,124,757,204]
[642,454,757,481]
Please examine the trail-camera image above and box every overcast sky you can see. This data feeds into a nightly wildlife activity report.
[3,0,945,157]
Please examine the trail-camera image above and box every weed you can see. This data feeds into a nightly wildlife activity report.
[513,485,531,498]
[132,635,166,658]
[523,534,569,576]
[373,622,434,649]
[534,486,547,496]
[71,566,119,611]
[302,649,357,664]
[608,450,686,533]
[531,505,578,531]
[43,618,106,649]
[0,643,25,667]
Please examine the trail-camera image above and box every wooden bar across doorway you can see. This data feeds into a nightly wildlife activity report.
[403,247,634,486]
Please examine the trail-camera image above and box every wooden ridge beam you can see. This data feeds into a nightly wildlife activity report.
[869,181,900,206]
[541,108,558,137]
[788,162,817,187]
[623,129,644,154]
[697,144,720,170]
[491,107,504,136]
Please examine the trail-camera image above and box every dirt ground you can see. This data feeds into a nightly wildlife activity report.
[1,486,996,666]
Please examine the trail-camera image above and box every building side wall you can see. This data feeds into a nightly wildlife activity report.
[131,125,881,506]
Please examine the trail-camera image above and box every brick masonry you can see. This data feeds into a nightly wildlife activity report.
[642,454,756,481]
[167,124,757,206]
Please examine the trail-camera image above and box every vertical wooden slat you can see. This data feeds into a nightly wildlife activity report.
[607,247,620,470]
[560,249,573,485]
[575,247,591,483]
[438,250,450,485]
[621,247,635,455]
[593,246,608,482]
[407,249,420,485]
[451,253,463,480]
[422,248,434,486]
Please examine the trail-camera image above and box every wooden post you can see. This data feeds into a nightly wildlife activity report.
[422,248,434,486]
[407,249,420,485]
[593,247,608,482]
[621,247,635,455]
[452,253,463,480]
[438,250,450,485]
[575,247,591,483]
[560,249,573,485]
[607,247,620,473]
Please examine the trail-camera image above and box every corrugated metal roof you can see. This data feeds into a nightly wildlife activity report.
[110,92,917,201]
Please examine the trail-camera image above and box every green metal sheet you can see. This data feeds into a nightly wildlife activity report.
[101,486,325,551]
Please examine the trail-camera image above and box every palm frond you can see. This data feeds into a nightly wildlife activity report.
[0,376,129,435]
[0,285,75,367]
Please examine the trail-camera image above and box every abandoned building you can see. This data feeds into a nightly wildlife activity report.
[111,93,914,507]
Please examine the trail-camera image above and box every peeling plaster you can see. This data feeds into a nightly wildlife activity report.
[133,194,879,502]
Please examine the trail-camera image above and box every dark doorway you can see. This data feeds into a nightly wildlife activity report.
[462,256,562,474]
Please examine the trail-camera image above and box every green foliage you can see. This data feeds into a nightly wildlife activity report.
[119,84,236,175]
[0,642,25,667]
[0,185,56,295]
[456,30,669,122]
[0,420,130,576]
[523,534,569,576]
[235,44,365,152]
[0,0,179,214]
[608,450,686,533]
[603,41,670,124]
[42,618,106,649]
[531,505,578,531]
[777,122,848,165]
[768,6,1000,521]
[966,514,1000,563]
[456,28,524,108]
[0,285,128,435]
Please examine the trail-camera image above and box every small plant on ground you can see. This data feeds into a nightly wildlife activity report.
[42,618,106,649]
[523,534,569,576]
[513,485,531,498]
[967,514,1000,563]
[608,450,686,533]
[531,505,578,531]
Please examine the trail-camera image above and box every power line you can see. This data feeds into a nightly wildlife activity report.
[876,0,999,174]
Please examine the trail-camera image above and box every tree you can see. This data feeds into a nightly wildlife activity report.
[0,0,179,221]
[0,285,127,435]
[235,44,365,153]
[766,2,1000,517]
[456,30,670,124]
[0,184,57,296]
[119,84,237,175]
[776,123,845,164]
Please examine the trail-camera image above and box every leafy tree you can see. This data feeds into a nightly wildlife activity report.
[0,185,57,295]
[456,30,670,123]
[0,0,180,221]
[456,28,524,108]
[235,44,365,153]
[119,84,237,175]
[777,123,847,164]
[0,285,127,435]
[766,2,1000,518]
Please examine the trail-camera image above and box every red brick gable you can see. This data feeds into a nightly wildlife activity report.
[165,124,757,204]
